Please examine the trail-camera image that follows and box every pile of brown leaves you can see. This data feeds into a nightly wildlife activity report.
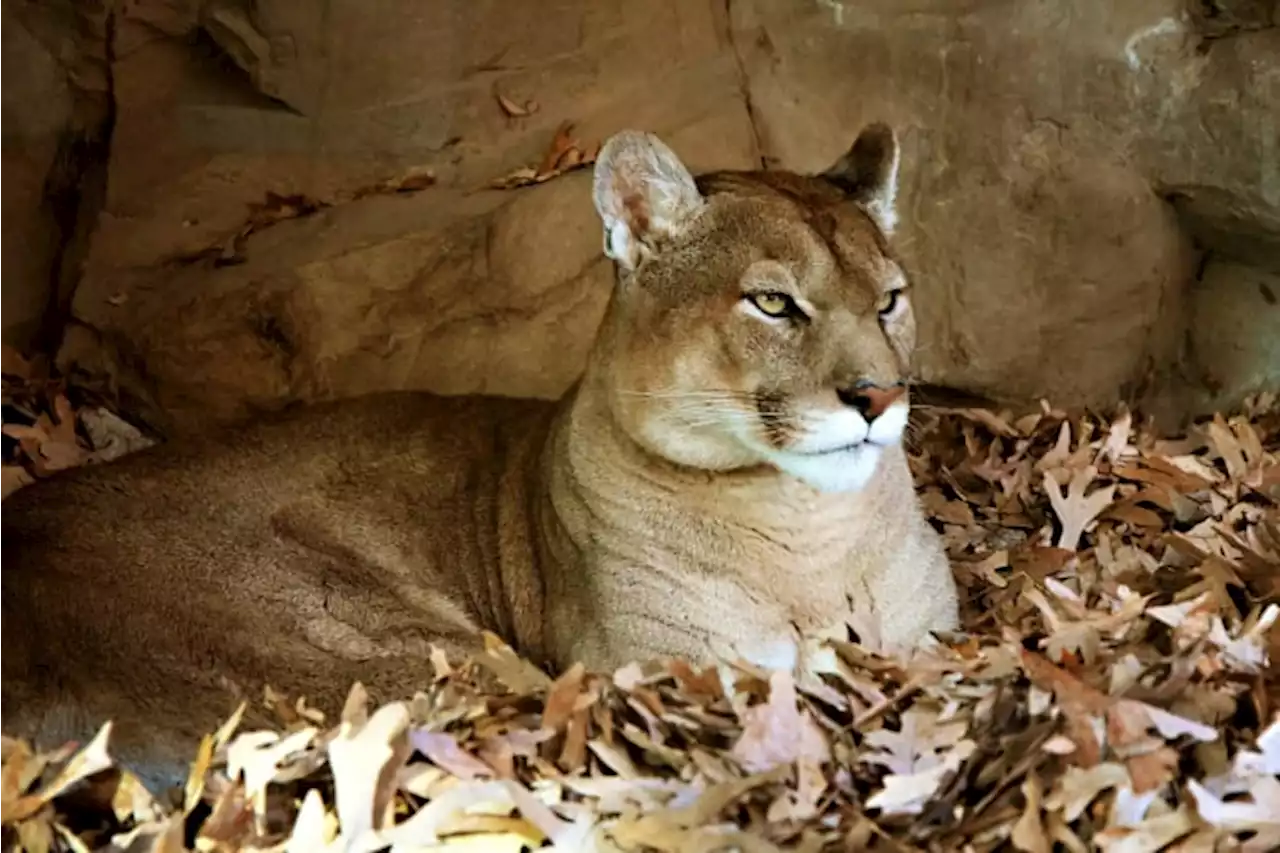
[1,346,154,500]
[2,395,1278,853]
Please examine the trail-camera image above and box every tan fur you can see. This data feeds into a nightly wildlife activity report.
[1,124,958,790]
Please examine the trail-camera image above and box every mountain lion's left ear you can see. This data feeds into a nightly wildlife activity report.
[820,122,901,237]
[593,130,705,272]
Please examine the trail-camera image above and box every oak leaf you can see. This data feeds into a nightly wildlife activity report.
[1045,465,1116,551]
[731,671,830,773]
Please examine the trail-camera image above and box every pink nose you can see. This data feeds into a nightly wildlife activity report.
[837,382,906,420]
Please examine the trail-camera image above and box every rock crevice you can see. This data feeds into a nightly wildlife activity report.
[37,5,117,357]
[722,0,768,170]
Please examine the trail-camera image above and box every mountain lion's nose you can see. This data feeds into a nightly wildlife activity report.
[837,381,906,420]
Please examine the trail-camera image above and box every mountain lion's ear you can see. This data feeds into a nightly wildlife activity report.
[821,122,901,237]
[592,130,704,271]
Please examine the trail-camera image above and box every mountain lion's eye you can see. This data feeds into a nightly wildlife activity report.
[877,289,904,318]
[747,291,794,318]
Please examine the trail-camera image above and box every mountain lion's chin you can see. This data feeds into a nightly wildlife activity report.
[765,442,886,494]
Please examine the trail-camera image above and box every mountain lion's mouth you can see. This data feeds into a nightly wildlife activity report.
[798,440,879,456]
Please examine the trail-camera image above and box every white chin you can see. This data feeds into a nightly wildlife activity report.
[766,442,886,493]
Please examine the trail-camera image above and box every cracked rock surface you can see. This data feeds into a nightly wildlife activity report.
[3,0,1277,435]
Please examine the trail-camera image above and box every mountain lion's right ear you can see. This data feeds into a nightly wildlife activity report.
[592,130,705,271]
[821,122,901,237]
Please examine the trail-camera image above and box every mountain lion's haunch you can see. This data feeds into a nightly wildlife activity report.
[2,123,959,790]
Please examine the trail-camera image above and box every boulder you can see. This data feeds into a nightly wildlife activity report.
[63,0,759,434]
[732,0,1277,411]
[2,0,113,352]
[2,2,75,349]
[53,0,1279,433]
[64,178,618,430]
[1185,260,1280,412]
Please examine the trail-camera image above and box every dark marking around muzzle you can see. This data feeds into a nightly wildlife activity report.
[754,391,791,449]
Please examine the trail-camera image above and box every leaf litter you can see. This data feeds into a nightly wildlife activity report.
[1,390,1278,852]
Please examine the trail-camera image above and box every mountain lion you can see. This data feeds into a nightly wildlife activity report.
[2,123,959,790]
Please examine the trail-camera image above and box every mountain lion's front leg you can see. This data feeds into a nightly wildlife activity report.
[545,557,805,677]
[866,521,960,653]
[560,608,807,702]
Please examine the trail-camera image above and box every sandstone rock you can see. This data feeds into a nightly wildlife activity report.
[2,0,112,351]
[1,3,74,348]
[1140,23,1280,267]
[1184,260,1280,413]
[734,0,1276,415]
[734,0,1226,408]
[66,0,757,433]
[52,0,1279,432]
[82,0,752,275]
[1188,0,1278,43]
[80,179,614,432]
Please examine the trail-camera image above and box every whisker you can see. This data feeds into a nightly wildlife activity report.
[646,398,788,420]
[670,412,788,427]
[665,408,789,426]
[617,388,758,401]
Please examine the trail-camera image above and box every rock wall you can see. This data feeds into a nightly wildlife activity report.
[6,0,1277,434]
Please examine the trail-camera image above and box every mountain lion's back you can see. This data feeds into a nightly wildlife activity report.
[1,390,557,791]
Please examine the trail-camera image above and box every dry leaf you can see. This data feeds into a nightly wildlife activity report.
[328,701,410,842]
[1012,773,1052,853]
[542,662,586,732]
[1046,763,1132,821]
[495,90,538,117]
[285,788,335,852]
[79,407,155,464]
[489,121,598,189]
[12,723,115,821]
[411,730,493,780]
[731,671,830,773]
[865,739,976,816]
[1045,465,1116,550]
[477,632,552,692]
[1206,417,1248,482]
[536,121,577,175]
[1094,808,1196,853]
[226,726,318,818]
[19,397,1279,852]
[1189,775,1280,835]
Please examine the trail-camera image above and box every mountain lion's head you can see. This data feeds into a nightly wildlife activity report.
[590,123,916,494]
